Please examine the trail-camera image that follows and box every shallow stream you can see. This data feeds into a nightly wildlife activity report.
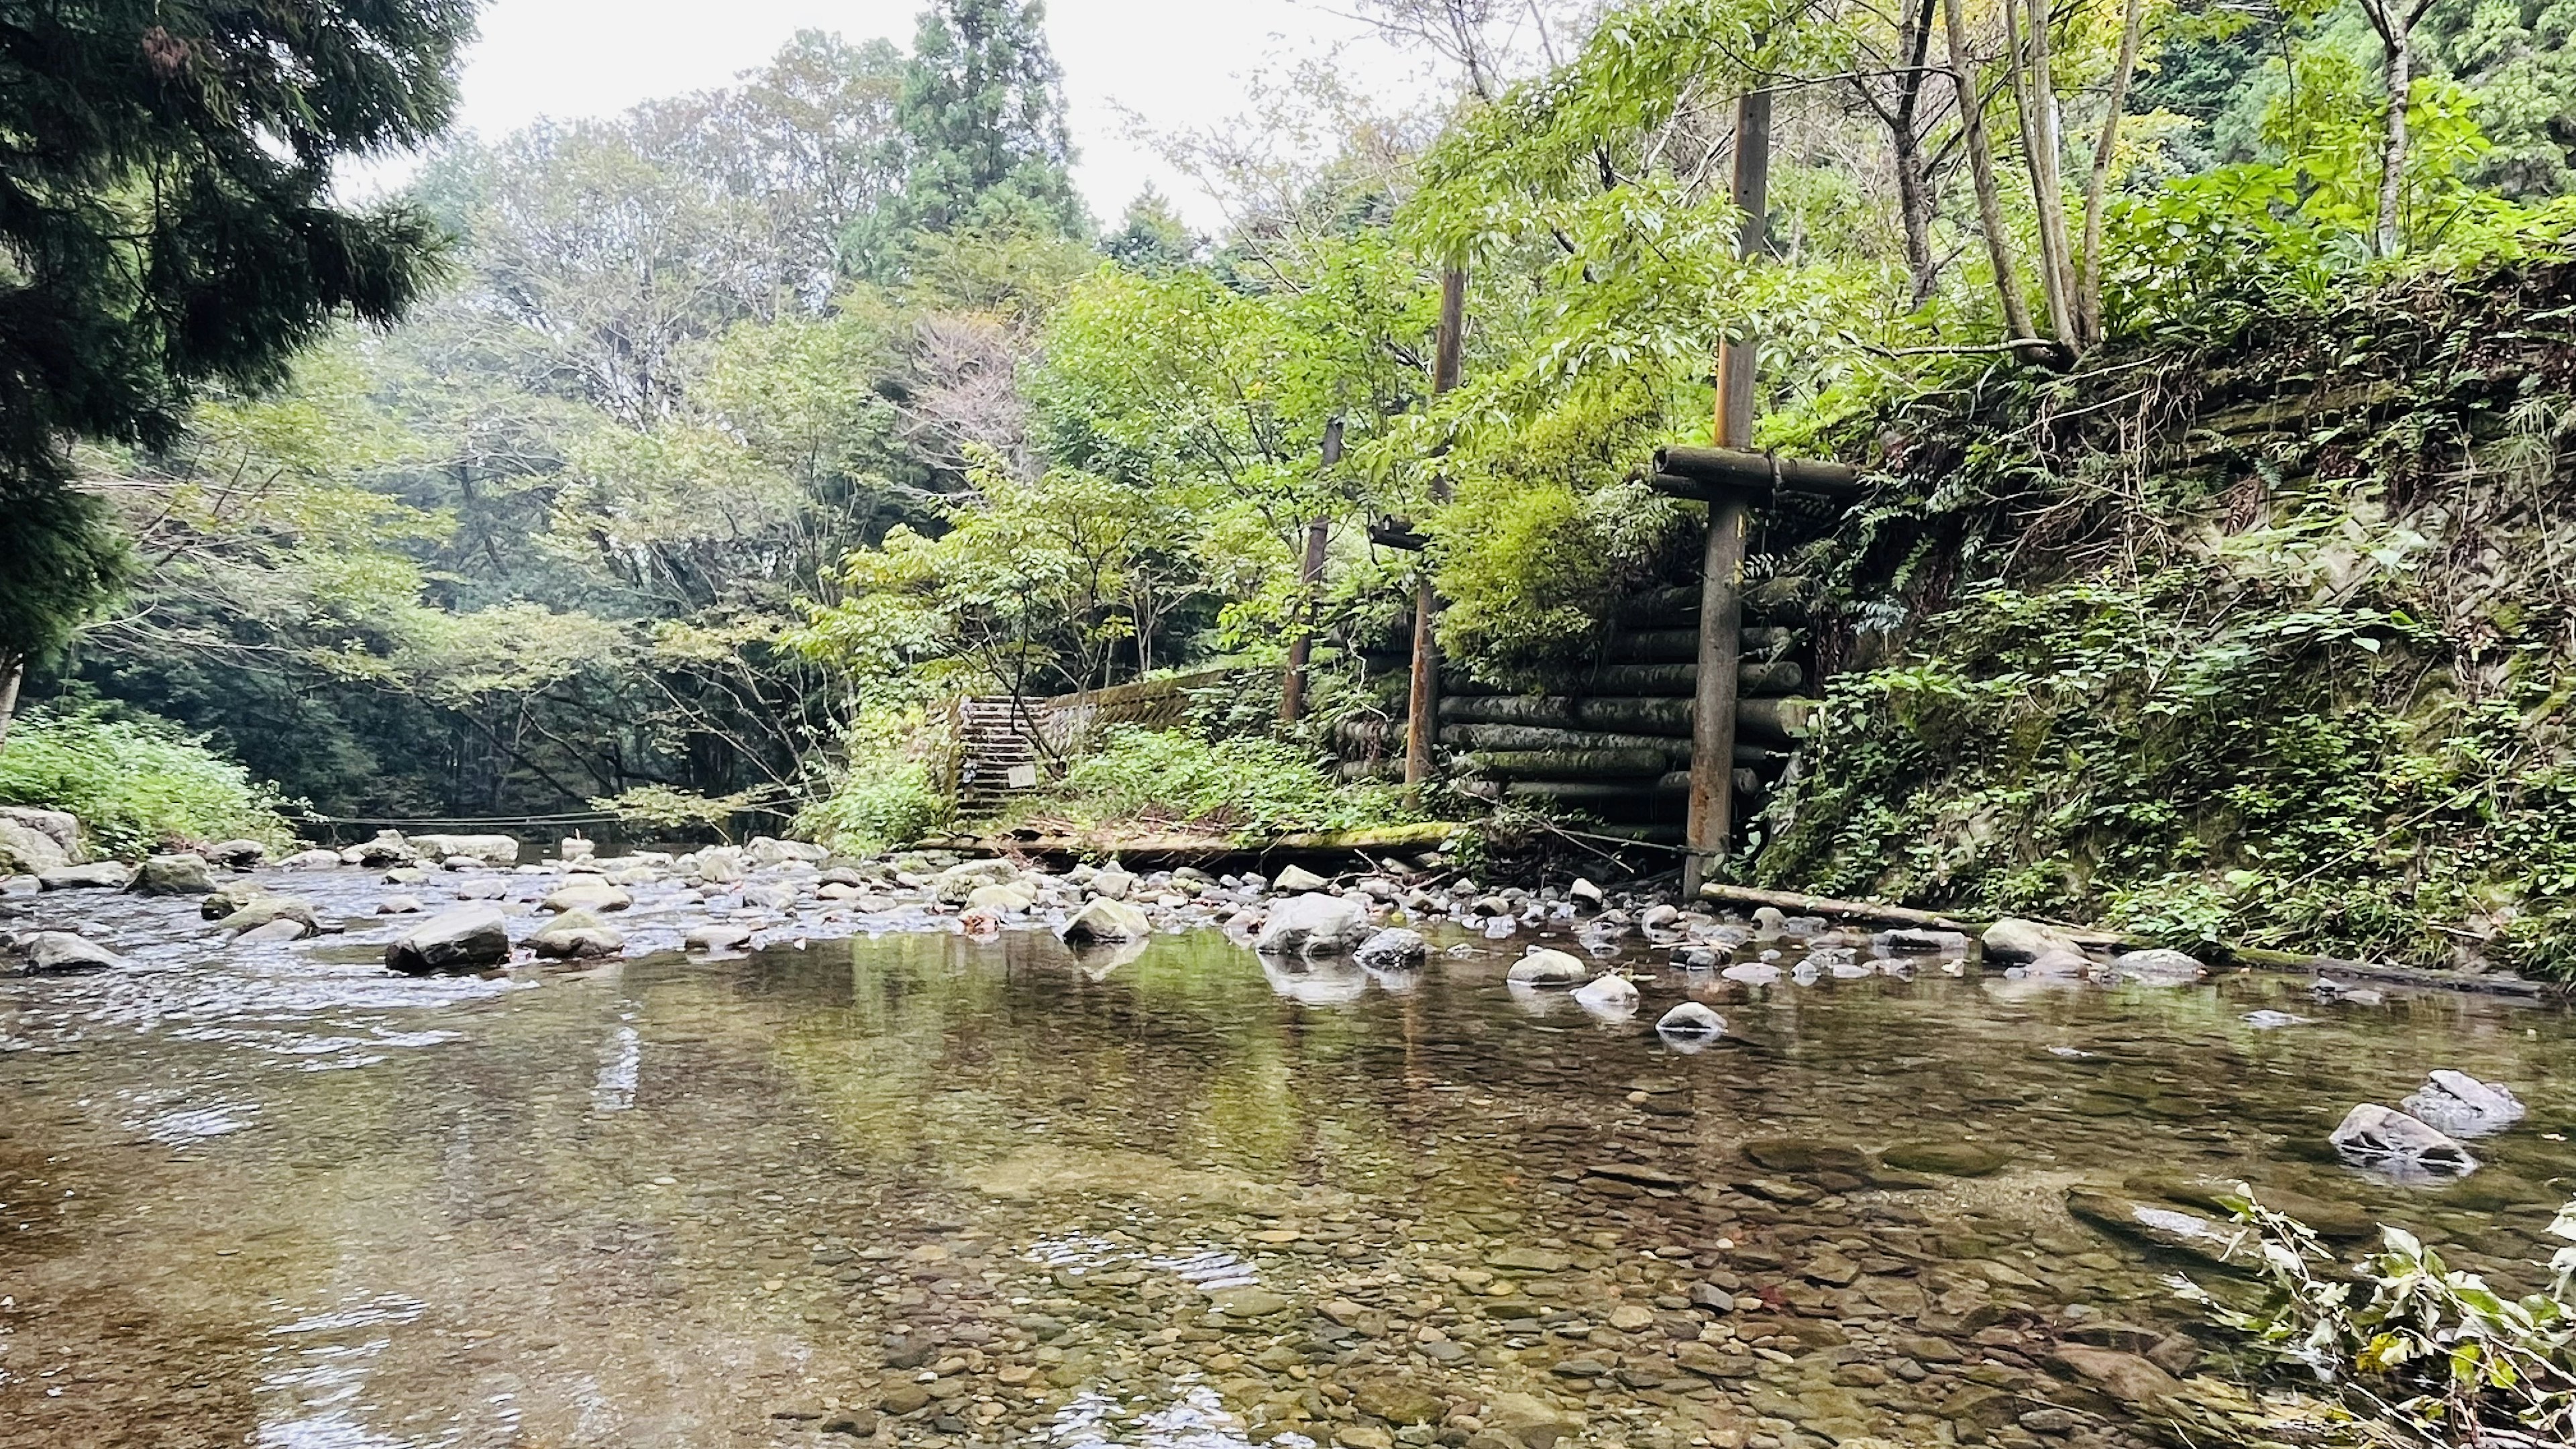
[3,866,2571,1449]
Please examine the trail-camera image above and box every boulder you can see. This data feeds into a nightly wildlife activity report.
[1253,892,1372,957]
[1506,948,1589,986]
[1353,928,1428,971]
[1982,917,2087,961]
[691,846,747,885]
[964,881,1038,914]
[2023,947,2097,979]
[0,818,69,875]
[201,839,269,869]
[2330,1104,2479,1176]
[1882,1142,2008,1177]
[376,895,426,915]
[540,881,631,914]
[13,930,125,974]
[38,861,131,891]
[558,837,596,863]
[685,923,754,953]
[278,848,342,869]
[386,905,510,975]
[1655,1002,1727,1038]
[1271,863,1331,894]
[1480,1391,1583,1449]
[201,882,266,919]
[1087,867,1135,901]
[0,806,81,858]
[407,833,521,865]
[349,830,415,867]
[2047,1346,2185,1411]
[1059,897,1151,945]
[2110,947,2207,985]
[530,909,625,960]
[741,883,798,910]
[2125,1173,2375,1240]
[2401,1071,2525,1138]
[237,918,313,945]
[1572,973,1640,1015]
[930,859,1016,904]
[746,836,827,865]
[1568,877,1605,911]
[215,895,317,934]
[130,853,216,896]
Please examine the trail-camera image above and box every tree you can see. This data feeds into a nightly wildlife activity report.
[2357,0,2447,254]
[854,0,1090,274]
[0,0,474,720]
[1104,189,1201,271]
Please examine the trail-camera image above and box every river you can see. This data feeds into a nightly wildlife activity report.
[3,861,2569,1449]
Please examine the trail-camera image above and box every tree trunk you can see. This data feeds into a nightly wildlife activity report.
[2010,0,2077,345]
[1941,0,2043,349]
[2077,0,2150,343]
[0,654,19,755]
[1892,124,1940,307]
[2377,29,2412,256]
[1281,417,1342,726]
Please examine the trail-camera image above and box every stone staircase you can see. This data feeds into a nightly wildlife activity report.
[954,697,1044,816]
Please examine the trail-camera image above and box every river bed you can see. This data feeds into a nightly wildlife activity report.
[3,863,2570,1449]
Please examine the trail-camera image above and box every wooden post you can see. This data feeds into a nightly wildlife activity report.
[1403,266,1468,793]
[1682,89,1772,898]
[1281,418,1342,725]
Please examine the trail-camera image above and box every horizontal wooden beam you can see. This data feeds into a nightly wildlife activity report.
[1651,445,1866,503]
[1368,516,1429,551]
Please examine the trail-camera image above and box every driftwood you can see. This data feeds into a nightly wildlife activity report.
[1697,882,1976,930]
[1440,694,1816,743]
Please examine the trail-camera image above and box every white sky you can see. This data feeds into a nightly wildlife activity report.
[427,0,1446,229]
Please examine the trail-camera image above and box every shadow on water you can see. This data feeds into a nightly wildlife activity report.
[3,898,2572,1448]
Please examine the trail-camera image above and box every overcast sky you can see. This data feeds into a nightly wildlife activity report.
[431,0,1444,229]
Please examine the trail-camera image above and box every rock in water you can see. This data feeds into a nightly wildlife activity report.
[278,848,341,869]
[202,839,268,869]
[1253,893,1371,957]
[1353,928,1428,970]
[216,896,317,934]
[1882,1142,2008,1177]
[2110,947,2206,984]
[1271,863,1330,894]
[1981,917,2086,961]
[541,881,631,914]
[38,861,130,891]
[236,918,311,945]
[131,853,215,896]
[929,859,1015,904]
[2064,1188,2249,1272]
[1087,867,1135,900]
[1568,877,1604,911]
[1572,973,1639,1016]
[387,905,510,975]
[558,837,596,863]
[407,833,521,865]
[2401,1071,2525,1138]
[963,881,1037,913]
[530,909,625,959]
[2329,1104,2479,1177]
[1059,897,1150,945]
[1507,947,1589,985]
[0,806,80,857]
[1655,1002,1726,1038]
[684,923,753,953]
[13,930,125,974]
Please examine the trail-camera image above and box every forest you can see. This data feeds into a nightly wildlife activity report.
[12,0,2576,970]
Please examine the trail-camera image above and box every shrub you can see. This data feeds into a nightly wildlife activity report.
[0,706,296,859]
[1028,725,1411,839]
[2182,1191,2576,1448]
[794,730,947,855]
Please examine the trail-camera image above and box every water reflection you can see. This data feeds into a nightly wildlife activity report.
[3,884,2572,1449]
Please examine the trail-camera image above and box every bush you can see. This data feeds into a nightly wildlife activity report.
[0,706,296,859]
[1028,725,1412,839]
[2182,1191,2576,1448]
[794,735,947,855]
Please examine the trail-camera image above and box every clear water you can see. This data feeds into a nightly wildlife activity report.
[3,869,2571,1449]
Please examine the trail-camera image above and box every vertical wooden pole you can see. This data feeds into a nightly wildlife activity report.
[1281,418,1342,725]
[1403,266,1468,793]
[1682,90,1772,898]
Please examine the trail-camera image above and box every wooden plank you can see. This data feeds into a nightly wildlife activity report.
[1650,451,1866,503]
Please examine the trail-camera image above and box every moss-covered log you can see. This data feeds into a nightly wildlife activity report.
[1438,723,1782,763]
[1458,748,1672,777]
[1442,661,1802,697]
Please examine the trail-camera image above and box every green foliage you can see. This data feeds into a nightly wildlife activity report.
[1024,724,1413,839]
[2182,1191,2576,1448]
[794,720,949,853]
[0,489,131,669]
[0,707,294,859]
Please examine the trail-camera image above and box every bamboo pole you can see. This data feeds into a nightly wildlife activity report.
[1403,266,1469,794]
[1682,87,1772,899]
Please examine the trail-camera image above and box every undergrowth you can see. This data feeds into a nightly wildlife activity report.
[1752,259,2576,975]
[1012,724,1416,842]
[0,706,296,859]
